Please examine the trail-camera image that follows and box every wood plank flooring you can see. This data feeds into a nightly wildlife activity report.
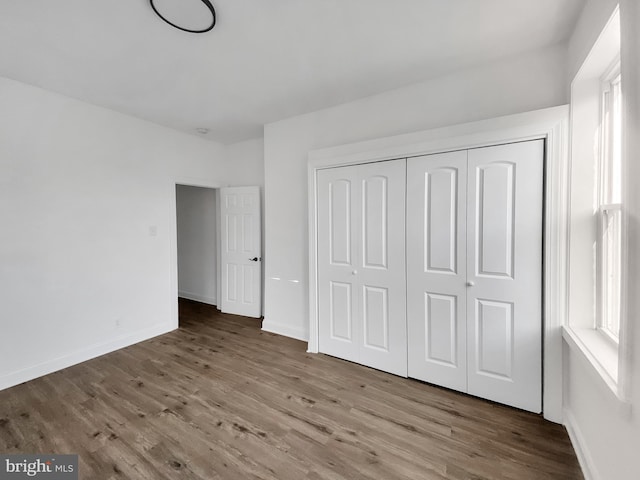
[0,299,583,479]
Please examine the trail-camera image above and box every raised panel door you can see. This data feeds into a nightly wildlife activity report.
[357,161,407,376]
[318,168,359,363]
[407,151,468,391]
[466,140,543,413]
[220,186,262,318]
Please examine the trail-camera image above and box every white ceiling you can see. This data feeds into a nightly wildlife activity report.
[0,0,585,144]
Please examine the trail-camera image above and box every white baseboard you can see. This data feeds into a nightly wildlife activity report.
[0,322,177,392]
[178,291,217,306]
[262,318,308,342]
[564,408,599,480]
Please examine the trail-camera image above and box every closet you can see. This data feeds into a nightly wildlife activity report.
[316,139,544,413]
[407,141,543,413]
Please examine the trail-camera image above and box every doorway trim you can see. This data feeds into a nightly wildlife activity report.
[307,105,570,423]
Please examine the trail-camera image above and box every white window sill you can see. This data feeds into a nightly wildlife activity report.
[562,326,630,413]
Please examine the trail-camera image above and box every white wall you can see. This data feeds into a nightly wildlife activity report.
[0,77,260,390]
[223,137,265,188]
[263,45,569,340]
[176,185,217,306]
[562,1,640,479]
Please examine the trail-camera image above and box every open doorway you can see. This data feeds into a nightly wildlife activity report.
[175,185,221,316]
[174,184,263,326]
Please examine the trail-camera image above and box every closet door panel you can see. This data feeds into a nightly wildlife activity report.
[362,175,389,269]
[357,161,407,376]
[329,179,352,266]
[424,292,458,364]
[407,151,468,391]
[317,167,359,363]
[467,140,543,413]
[475,162,515,278]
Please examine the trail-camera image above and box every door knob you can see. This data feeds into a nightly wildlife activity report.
[352,270,358,275]
[466,281,475,287]
[249,257,260,262]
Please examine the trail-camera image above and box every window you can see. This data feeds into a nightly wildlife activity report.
[565,6,626,398]
[597,62,622,342]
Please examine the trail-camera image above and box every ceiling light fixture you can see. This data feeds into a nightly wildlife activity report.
[149,0,216,33]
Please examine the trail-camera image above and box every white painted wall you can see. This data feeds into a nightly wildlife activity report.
[223,137,265,187]
[0,77,261,390]
[563,1,640,479]
[176,185,217,306]
[263,45,568,340]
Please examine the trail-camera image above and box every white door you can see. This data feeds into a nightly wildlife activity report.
[317,160,407,376]
[220,186,262,318]
[407,150,468,392]
[466,140,543,413]
[407,140,543,413]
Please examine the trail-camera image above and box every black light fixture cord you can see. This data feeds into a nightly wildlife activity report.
[149,0,216,33]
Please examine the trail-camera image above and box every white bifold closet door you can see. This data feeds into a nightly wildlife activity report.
[407,150,469,392]
[407,140,544,413]
[317,159,407,377]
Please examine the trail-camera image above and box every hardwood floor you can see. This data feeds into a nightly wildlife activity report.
[0,299,583,479]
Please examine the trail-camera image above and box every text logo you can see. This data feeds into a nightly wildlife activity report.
[0,455,78,480]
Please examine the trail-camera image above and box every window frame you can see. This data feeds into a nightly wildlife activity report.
[596,59,622,344]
